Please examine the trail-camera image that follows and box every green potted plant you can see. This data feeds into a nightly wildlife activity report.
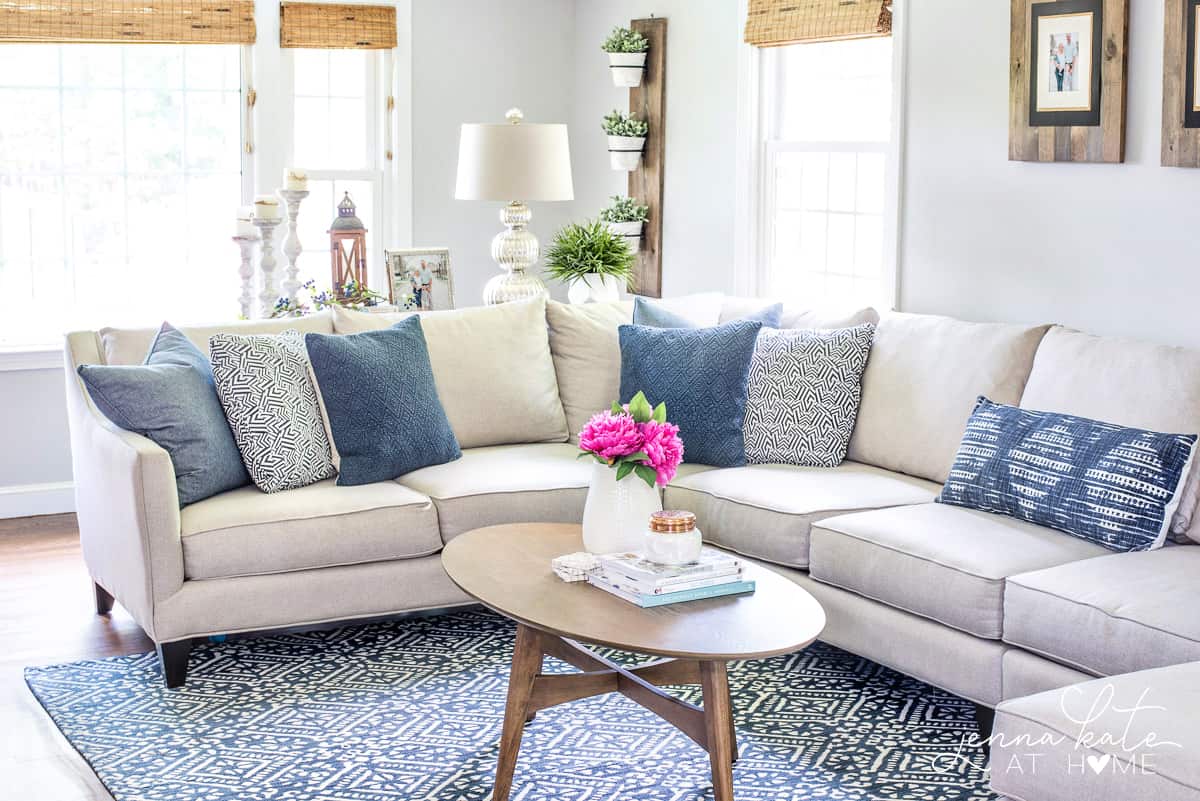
[601,25,649,88]
[544,220,635,305]
[599,195,649,253]
[603,110,648,171]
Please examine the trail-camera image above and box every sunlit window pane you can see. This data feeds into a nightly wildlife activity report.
[291,49,372,170]
[778,38,893,143]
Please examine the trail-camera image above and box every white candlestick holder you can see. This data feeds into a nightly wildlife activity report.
[232,234,260,320]
[253,216,283,318]
[279,189,309,307]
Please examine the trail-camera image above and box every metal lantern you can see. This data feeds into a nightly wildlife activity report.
[329,192,367,295]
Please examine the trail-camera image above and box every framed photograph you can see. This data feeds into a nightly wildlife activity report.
[385,248,455,311]
[1187,0,1200,128]
[1028,0,1103,127]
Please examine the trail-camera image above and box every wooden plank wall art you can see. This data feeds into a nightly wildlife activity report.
[1009,0,1129,163]
[1163,0,1200,166]
[629,17,667,297]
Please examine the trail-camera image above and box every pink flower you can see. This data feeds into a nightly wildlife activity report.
[639,419,684,486]
[579,411,644,462]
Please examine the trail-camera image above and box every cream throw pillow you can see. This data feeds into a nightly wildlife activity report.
[546,300,634,442]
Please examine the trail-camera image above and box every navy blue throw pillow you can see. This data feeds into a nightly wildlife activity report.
[619,320,762,467]
[305,316,461,485]
[633,296,783,329]
[77,322,250,506]
[939,397,1198,552]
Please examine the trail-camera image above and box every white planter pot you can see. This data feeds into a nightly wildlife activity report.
[581,460,662,555]
[607,220,644,253]
[566,273,623,305]
[608,135,645,171]
[608,51,647,88]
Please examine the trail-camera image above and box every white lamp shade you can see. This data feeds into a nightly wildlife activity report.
[455,122,574,202]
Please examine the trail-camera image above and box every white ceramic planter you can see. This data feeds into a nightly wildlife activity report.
[606,220,644,253]
[608,51,647,88]
[608,135,645,171]
[567,273,622,305]
[581,461,662,555]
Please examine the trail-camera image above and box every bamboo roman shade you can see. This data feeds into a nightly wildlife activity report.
[279,2,396,49]
[0,0,255,44]
[744,0,891,47]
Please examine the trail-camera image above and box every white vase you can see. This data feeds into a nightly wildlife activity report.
[608,135,645,171]
[608,52,647,87]
[567,273,623,305]
[607,220,644,253]
[581,461,662,555]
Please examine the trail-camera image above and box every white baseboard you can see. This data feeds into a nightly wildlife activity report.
[0,481,75,519]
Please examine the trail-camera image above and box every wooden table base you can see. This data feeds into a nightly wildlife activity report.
[494,623,738,801]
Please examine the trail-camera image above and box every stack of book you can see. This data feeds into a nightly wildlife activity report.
[587,548,755,608]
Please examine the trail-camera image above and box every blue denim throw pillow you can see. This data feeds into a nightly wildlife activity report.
[77,322,249,506]
[305,316,461,485]
[619,320,762,467]
[633,296,783,329]
[939,397,1198,552]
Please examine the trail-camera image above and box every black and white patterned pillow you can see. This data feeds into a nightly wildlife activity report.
[743,324,875,467]
[209,330,336,493]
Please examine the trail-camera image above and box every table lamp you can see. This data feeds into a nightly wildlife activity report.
[455,108,574,304]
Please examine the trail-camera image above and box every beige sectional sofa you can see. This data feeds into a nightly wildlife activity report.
[65,296,1200,800]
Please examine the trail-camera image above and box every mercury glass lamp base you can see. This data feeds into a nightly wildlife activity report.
[483,271,548,305]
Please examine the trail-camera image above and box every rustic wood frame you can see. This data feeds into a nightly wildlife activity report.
[1163,0,1200,166]
[1009,0,1129,163]
[628,17,667,297]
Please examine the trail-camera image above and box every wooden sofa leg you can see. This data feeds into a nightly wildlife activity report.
[94,582,115,616]
[974,703,996,751]
[157,640,193,688]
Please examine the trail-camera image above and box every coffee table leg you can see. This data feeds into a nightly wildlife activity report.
[493,623,543,801]
[700,661,735,801]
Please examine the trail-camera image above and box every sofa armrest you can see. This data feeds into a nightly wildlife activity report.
[64,333,183,640]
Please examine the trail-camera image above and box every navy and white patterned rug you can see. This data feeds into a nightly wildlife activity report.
[25,609,995,800]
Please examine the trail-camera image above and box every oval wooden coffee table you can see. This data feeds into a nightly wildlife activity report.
[441,523,826,801]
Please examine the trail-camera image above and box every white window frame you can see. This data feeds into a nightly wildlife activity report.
[735,0,908,310]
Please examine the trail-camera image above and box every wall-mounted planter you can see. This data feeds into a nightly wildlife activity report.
[608,52,647,88]
[608,135,645,171]
[606,220,644,253]
[566,273,623,305]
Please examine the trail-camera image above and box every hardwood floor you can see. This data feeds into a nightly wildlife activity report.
[0,513,151,801]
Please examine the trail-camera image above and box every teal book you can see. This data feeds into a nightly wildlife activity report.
[588,573,756,608]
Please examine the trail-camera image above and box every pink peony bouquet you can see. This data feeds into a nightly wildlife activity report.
[578,391,684,488]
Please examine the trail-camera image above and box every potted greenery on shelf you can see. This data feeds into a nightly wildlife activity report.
[603,110,649,171]
[599,195,649,253]
[544,220,635,305]
[602,25,649,88]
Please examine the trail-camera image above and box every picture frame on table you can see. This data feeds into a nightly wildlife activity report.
[385,248,455,311]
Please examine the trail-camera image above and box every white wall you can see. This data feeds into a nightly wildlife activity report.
[410,0,577,305]
[570,0,741,297]
[900,0,1200,347]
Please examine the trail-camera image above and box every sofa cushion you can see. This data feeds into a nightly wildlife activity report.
[420,297,568,449]
[181,479,440,580]
[635,295,782,328]
[330,305,412,333]
[809,504,1109,638]
[1004,547,1200,677]
[939,397,1197,552]
[545,299,633,443]
[1021,326,1200,544]
[663,462,939,568]
[635,292,725,327]
[719,295,880,330]
[991,663,1200,801]
[100,312,334,365]
[398,443,590,541]
[846,312,1049,483]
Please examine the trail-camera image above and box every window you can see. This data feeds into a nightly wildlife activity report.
[288,49,385,294]
[750,36,897,310]
[0,43,243,348]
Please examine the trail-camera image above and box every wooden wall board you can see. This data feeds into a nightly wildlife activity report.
[1009,0,1128,163]
[1163,0,1200,166]
[628,17,667,297]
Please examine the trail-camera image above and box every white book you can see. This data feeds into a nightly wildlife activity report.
[597,547,740,587]
[601,567,744,595]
